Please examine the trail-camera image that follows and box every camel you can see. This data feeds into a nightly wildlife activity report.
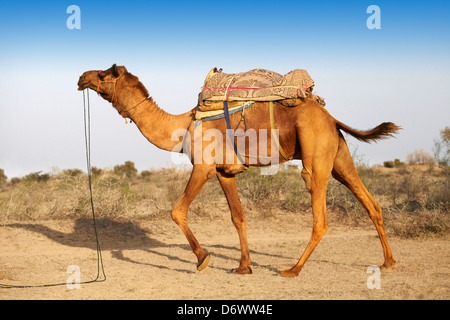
[77,64,399,277]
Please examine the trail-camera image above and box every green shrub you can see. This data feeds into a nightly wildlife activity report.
[24,171,50,183]
[63,168,83,177]
[383,161,394,168]
[0,169,7,186]
[140,170,151,179]
[394,159,405,167]
[114,161,138,179]
[91,166,103,176]
[383,159,405,168]
[10,177,22,185]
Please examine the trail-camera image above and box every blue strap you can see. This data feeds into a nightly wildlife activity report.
[198,103,253,122]
[194,103,253,128]
[223,101,249,167]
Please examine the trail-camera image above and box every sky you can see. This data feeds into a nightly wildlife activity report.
[0,0,449,178]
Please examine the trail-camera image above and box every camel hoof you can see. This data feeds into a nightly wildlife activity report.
[279,269,300,278]
[197,254,210,271]
[380,258,397,270]
[231,266,252,275]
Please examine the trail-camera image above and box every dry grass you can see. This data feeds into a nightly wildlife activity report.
[326,165,449,237]
[0,165,448,238]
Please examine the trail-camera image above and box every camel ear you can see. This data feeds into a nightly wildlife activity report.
[111,64,127,77]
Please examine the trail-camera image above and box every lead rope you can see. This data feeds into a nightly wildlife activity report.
[0,90,106,289]
[83,88,107,284]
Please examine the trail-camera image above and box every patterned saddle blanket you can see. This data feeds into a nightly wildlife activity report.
[198,68,316,107]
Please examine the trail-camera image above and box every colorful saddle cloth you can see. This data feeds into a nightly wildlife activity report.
[199,68,315,104]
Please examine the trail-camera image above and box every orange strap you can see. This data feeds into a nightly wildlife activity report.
[96,75,122,102]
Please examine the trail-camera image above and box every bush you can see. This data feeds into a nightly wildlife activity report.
[0,169,7,186]
[237,167,308,214]
[24,171,50,183]
[407,149,435,165]
[10,177,22,185]
[433,126,450,166]
[91,166,103,176]
[140,170,151,179]
[0,165,448,238]
[0,170,148,221]
[383,161,394,168]
[114,161,138,179]
[385,207,450,238]
[63,169,83,177]
[383,159,404,168]
[394,159,405,167]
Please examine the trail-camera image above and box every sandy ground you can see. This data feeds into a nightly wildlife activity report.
[0,211,449,300]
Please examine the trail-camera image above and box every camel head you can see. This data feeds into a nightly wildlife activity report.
[78,64,150,119]
[77,64,129,101]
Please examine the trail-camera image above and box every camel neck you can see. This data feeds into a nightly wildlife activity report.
[122,97,192,152]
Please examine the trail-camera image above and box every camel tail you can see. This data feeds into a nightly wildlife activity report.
[336,120,401,143]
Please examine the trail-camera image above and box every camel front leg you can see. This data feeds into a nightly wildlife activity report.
[171,164,216,271]
[216,171,252,274]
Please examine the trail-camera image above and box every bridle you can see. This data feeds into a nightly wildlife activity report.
[96,70,122,102]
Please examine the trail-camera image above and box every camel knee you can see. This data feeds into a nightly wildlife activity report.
[373,200,382,216]
[369,211,384,227]
[171,204,187,226]
[171,211,185,226]
[367,200,384,225]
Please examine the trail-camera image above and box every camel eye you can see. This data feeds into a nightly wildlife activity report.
[98,71,106,80]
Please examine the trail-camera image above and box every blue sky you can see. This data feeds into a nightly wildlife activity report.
[0,0,449,177]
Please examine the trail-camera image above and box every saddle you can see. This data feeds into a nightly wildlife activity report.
[197,67,324,112]
[194,67,325,167]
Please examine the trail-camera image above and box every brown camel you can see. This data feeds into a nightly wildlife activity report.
[77,64,399,277]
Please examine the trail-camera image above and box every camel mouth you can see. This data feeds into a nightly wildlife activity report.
[77,82,87,91]
[77,74,89,91]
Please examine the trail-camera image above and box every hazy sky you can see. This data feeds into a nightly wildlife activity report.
[1,0,449,178]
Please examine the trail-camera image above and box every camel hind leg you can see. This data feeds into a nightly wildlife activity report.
[331,134,396,269]
[280,124,338,277]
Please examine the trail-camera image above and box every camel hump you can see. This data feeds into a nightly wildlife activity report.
[199,68,316,103]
